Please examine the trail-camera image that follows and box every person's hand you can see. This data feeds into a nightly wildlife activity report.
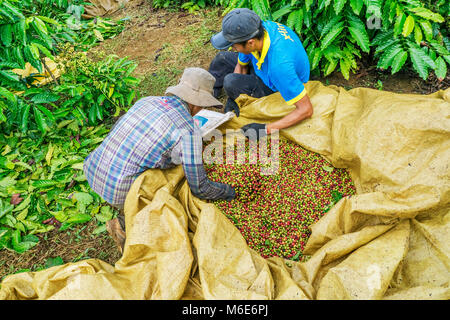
[241,123,267,141]
[224,100,240,117]
[222,185,236,201]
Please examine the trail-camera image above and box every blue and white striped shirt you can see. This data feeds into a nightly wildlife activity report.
[83,95,232,205]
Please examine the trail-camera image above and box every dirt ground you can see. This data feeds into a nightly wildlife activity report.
[1,2,448,282]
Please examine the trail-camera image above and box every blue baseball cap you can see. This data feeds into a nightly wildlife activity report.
[211,8,262,50]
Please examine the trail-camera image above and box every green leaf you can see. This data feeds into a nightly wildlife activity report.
[333,0,347,15]
[409,44,436,69]
[320,22,345,51]
[311,47,322,71]
[11,231,39,254]
[45,256,64,269]
[126,90,136,107]
[35,104,55,124]
[251,0,271,20]
[394,13,406,37]
[323,58,338,76]
[33,17,48,35]
[73,192,94,213]
[331,190,343,202]
[0,70,20,83]
[305,0,313,11]
[30,43,41,60]
[12,47,25,68]
[33,107,49,133]
[339,58,351,80]
[21,104,31,133]
[408,45,429,80]
[292,250,302,261]
[434,56,447,81]
[402,15,415,37]
[31,91,60,104]
[429,41,450,57]
[349,0,363,15]
[413,24,423,45]
[32,42,53,59]
[365,0,382,16]
[322,165,335,172]
[0,199,14,219]
[0,86,16,103]
[348,26,370,53]
[320,15,341,38]
[390,50,408,74]
[37,16,59,25]
[13,19,26,46]
[0,156,15,170]
[66,213,92,224]
[93,29,104,42]
[1,24,12,47]
[286,9,303,35]
[31,180,59,189]
[95,206,113,223]
[377,44,403,69]
[272,4,292,21]
[408,7,444,23]
[2,1,25,19]
[419,20,433,42]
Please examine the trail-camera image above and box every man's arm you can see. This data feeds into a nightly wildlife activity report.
[180,129,235,201]
[266,94,313,133]
[234,62,249,74]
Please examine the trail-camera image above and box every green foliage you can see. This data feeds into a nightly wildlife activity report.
[0,45,140,135]
[0,124,117,253]
[156,0,449,80]
[0,0,138,254]
[53,44,140,127]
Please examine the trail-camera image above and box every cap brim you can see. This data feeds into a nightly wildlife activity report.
[211,32,232,50]
[165,85,223,108]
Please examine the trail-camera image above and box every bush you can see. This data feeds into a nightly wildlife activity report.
[155,0,450,80]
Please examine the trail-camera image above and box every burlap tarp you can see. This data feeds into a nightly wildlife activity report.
[83,0,130,18]
[1,81,449,300]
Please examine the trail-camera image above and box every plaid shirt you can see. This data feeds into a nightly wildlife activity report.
[83,96,232,205]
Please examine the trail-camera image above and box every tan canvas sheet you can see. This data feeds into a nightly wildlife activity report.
[1,81,449,300]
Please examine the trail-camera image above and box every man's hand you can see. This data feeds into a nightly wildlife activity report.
[241,123,267,141]
[222,185,236,201]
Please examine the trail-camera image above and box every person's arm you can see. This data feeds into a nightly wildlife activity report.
[180,129,235,201]
[234,62,249,75]
[266,94,313,133]
[235,52,250,74]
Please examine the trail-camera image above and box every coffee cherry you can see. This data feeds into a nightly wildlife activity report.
[203,137,356,262]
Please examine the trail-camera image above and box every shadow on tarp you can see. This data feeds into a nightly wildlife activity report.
[1,81,449,300]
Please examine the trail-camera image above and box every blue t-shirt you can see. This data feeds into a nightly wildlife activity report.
[238,21,310,105]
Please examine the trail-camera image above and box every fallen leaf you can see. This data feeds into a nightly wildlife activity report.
[10,193,23,205]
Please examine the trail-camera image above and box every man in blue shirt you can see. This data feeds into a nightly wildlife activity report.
[210,8,313,140]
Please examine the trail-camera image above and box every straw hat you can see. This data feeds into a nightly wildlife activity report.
[165,67,223,107]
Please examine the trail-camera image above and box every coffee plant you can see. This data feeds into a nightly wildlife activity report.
[156,0,449,80]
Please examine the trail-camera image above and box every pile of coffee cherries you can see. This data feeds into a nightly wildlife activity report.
[203,136,356,261]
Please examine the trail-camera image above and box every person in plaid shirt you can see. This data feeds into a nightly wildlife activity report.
[83,68,235,252]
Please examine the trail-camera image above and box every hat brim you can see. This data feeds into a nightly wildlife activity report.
[165,85,223,108]
[211,31,233,50]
